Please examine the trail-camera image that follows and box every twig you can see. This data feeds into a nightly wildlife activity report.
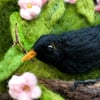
[12,23,27,54]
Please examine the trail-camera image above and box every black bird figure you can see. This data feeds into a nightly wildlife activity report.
[22,25,100,74]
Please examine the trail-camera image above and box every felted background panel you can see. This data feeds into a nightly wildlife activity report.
[0,0,100,99]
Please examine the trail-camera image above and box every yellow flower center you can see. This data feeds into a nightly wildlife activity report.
[27,3,32,8]
[23,85,30,92]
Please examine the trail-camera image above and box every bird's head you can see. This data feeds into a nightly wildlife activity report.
[22,34,63,65]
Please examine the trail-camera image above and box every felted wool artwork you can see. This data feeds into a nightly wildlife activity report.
[0,0,100,99]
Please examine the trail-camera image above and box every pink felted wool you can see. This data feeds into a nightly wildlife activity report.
[18,0,48,20]
[8,72,41,100]
[95,0,100,12]
[64,0,76,4]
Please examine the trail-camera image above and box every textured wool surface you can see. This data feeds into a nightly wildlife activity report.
[0,0,18,60]
[0,0,100,99]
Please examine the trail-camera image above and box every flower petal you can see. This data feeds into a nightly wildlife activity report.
[95,5,100,11]
[18,92,31,100]
[8,72,40,100]
[29,6,41,18]
[8,75,25,99]
[20,9,33,20]
[18,0,31,6]
[8,75,25,88]
[9,88,22,99]
[22,72,38,86]
[42,0,48,5]
[31,86,41,99]
[18,0,29,8]
[97,0,100,4]
[64,0,76,4]
[30,0,42,7]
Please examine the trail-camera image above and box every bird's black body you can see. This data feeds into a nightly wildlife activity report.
[33,25,100,74]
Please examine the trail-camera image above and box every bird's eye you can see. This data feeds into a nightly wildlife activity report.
[47,45,54,52]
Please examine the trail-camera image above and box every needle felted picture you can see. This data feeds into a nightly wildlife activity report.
[0,0,100,100]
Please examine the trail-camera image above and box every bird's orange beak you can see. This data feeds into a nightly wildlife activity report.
[22,50,37,62]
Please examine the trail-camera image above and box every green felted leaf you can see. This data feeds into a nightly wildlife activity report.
[10,0,65,50]
[76,0,95,24]
[94,12,100,25]
[0,47,23,82]
[41,86,64,100]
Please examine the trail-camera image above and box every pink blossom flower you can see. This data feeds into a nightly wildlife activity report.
[8,72,41,100]
[95,0,100,12]
[64,0,76,4]
[18,0,47,20]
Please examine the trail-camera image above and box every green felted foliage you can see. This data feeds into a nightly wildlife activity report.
[76,0,95,24]
[1,0,100,84]
[40,86,64,100]
[94,12,100,25]
[10,0,65,50]
[0,47,23,82]
[0,0,100,99]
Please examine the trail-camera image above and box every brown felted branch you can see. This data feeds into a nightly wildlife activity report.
[39,78,100,100]
[1,79,100,100]
[0,92,12,100]
[0,92,39,100]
